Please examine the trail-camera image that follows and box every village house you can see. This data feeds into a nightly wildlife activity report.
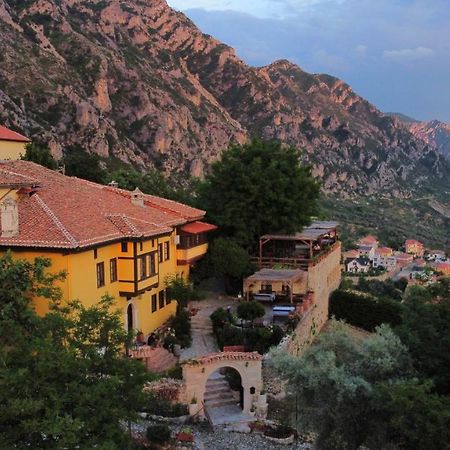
[405,239,425,257]
[372,246,396,270]
[346,257,371,273]
[436,262,450,276]
[394,252,414,268]
[357,235,378,257]
[0,125,30,160]
[426,250,447,262]
[0,160,216,338]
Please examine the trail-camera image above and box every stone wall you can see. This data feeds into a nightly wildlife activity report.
[288,242,341,355]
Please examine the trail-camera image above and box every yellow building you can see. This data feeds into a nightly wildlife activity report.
[0,125,30,160]
[0,160,216,338]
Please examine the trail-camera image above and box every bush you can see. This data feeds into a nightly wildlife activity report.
[144,393,188,417]
[171,309,191,347]
[236,301,265,325]
[216,323,244,350]
[210,307,229,333]
[163,334,180,351]
[329,289,402,331]
[146,424,171,444]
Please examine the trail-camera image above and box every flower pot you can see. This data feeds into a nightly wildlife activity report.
[188,403,198,416]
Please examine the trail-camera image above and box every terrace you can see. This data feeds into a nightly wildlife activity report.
[251,221,339,271]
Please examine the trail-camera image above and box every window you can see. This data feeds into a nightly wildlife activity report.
[139,256,147,280]
[149,253,156,275]
[166,290,171,305]
[93,248,98,259]
[110,258,117,283]
[96,262,105,288]
[159,290,165,309]
[151,294,157,313]
[261,284,272,293]
[139,242,143,251]
[158,243,163,263]
[164,241,170,261]
[121,242,128,253]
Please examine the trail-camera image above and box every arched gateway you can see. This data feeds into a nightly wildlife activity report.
[182,352,263,417]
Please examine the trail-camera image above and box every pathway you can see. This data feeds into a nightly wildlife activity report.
[179,297,223,361]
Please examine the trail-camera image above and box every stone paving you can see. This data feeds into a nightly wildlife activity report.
[180,296,225,361]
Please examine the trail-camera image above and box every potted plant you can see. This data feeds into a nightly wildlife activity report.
[264,424,296,445]
[176,426,194,443]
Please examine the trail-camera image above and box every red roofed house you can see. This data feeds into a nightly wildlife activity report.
[372,247,396,270]
[0,125,30,160]
[394,252,414,268]
[0,160,216,337]
[357,235,378,257]
[436,262,450,276]
[405,239,425,257]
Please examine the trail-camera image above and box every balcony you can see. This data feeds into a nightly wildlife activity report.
[177,243,209,266]
[176,221,217,266]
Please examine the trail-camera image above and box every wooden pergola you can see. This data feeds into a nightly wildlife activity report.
[256,221,339,269]
[243,268,306,303]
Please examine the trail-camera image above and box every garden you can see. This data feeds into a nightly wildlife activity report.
[210,302,285,354]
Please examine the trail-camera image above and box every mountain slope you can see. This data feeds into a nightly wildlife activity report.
[0,0,449,199]
[409,121,450,162]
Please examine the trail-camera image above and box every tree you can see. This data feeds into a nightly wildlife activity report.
[63,145,107,183]
[22,142,57,169]
[198,139,320,249]
[271,320,413,450]
[236,301,265,326]
[396,279,450,395]
[0,254,153,449]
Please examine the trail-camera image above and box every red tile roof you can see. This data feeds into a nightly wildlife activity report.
[405,239,423,247]
[358,235,378,245]
[375,247,393,256]
[180,221,218,234]
[0,125,30,143]
[0,161,206,250]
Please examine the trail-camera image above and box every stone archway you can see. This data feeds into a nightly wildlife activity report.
[182,352,263,417]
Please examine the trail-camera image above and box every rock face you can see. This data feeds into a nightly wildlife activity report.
[409,121,450,162]
[0,0,449,196]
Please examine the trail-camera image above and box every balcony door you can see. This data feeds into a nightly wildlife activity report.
[127,303,134,333]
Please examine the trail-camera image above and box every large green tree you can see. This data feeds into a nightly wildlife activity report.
[22,142,57,169]
[272,320,413,450]
[198,139,320,249]
[0,253,152,449]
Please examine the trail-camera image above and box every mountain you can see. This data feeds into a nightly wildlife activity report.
[409,121,450,162]
[386,112,420,124]
[0,0,449,200]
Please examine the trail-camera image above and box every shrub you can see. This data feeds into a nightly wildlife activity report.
[236,301,265,325]
[163,334,179,351]
[329,289,402,331]
[146,424,171,444]
[171,309,191,347]
[144,393,188,417]
[210,307,229,333]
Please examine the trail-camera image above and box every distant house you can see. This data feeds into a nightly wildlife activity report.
[342,249,360,261]
[394,252,414,267]
[372,247,395,270]
[436,262,450,276]
[357,235,378,257]
[346,257,371,273]
[405,239,424,257]
[426,250,446,262]
[0,125,30,160]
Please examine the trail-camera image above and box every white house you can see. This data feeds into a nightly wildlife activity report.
[346,257,371,274]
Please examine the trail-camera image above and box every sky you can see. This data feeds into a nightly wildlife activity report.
[167,0,450,122]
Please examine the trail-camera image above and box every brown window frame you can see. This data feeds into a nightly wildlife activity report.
[158,290,165,309]
[158,243,163,263]
[151,294,157,313]
[121,242,128,253]
[110,258,117,283]
[96,262,105,288]
[164,241,170,261]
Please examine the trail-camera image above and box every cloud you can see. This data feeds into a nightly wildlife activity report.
[383,47,436,60]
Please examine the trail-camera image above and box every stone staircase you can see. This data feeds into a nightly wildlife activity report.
[204,373,240,409]
[190,312,214,335]
[133,346,177,373]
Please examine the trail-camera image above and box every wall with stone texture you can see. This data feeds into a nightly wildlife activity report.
[288,242,341,355]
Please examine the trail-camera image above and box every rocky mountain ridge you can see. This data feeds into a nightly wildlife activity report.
[0,0,449,198]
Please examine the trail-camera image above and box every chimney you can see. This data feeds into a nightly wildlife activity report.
[1,197,19,237]
[108,180,119,188]
[131,187,144,207]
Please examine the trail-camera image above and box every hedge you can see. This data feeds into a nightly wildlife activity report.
[329,289,402,331]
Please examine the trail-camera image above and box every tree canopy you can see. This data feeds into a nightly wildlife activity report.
[22,142,57,169]
[0,253,153,449]
[198,139,320,249]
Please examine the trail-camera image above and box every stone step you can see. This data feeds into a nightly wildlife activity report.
[204,390,237,401]
[205,398,239,408]
[206,379,229,388]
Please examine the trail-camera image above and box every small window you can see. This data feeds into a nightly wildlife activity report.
[164,241,170,261]
[110,258,117,283]
[139,242,143,251]
[159,290,165,309]
[140,256,148,280]
[166,290,171,305]
[158,243,163,263]
[121,242,128,253]
[151,294,157,313]
[149,253,156,275]
[152,239,155,247]
[96,262,105,288]
[93,248,98,259]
